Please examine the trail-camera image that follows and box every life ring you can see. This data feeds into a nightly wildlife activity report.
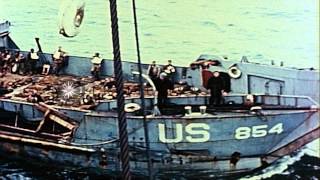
[124,103,141,113]
[59,0,85,38]
[228,66,242,79]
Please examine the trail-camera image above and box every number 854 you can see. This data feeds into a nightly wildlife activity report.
[234,123,283,140]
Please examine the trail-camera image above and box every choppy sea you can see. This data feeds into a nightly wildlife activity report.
[0,0,319,179]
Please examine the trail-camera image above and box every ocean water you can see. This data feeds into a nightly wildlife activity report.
[0,0,319,179]
[0,0,319,68]
[0,139,319,179]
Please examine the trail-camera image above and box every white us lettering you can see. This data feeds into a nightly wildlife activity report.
[158,123,210,143]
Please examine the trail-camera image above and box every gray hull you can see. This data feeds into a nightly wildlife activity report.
[0,96,318,178]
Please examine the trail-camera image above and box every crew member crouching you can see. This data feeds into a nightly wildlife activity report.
[0,81,13,96]
[28,90,44,103]
[80,93,96,110]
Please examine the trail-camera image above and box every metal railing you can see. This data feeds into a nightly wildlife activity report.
[255,94,319,108]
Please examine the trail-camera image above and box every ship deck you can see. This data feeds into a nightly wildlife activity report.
[0,73,316,115]
[0,73,208,110]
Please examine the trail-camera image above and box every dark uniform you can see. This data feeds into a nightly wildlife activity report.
[28,49,39,74]
[0,82,12,96]
[162,60,176,82]
[154,75,174,107]
[220,72,231,93]
[147,64,160,81]
[207,74,225,105]
[30,93,44,103]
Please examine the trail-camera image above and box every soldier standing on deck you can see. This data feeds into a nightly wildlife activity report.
[154,72,174,108]
[147,60,160,81]
[52,46,67,75]
[28,48,39,74]
[207,70,228,106]
[11,51,22,74]
[91,52,103,80]
[162,59,176,82]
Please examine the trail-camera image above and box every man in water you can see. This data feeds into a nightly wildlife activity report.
[207,70,228,106]
[154,72,174,108]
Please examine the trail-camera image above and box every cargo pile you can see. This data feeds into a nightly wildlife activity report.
[1,74,208,109]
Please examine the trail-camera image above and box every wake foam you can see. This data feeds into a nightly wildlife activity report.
[240,138,319,180]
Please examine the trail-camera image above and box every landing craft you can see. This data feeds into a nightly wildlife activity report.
[0,10,319,180]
